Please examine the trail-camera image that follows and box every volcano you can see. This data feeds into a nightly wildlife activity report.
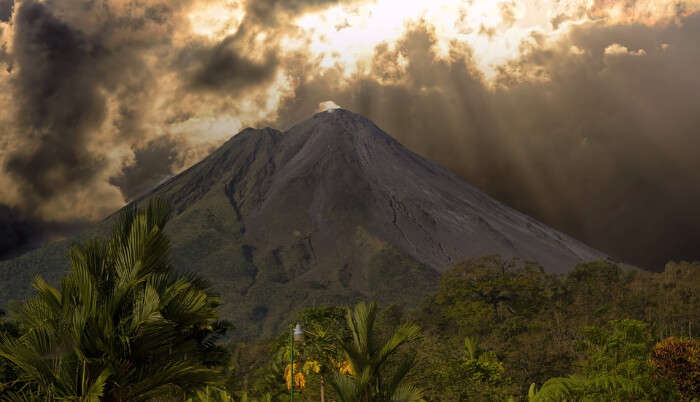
[0,109,607,336]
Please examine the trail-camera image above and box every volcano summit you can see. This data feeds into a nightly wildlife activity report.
[0,109,607,335]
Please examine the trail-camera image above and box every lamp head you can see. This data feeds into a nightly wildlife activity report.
[293,323,304,342]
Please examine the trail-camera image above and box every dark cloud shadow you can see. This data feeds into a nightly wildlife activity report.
[109,136,182,201]
[0,0,12,22]
[5,0,110,208]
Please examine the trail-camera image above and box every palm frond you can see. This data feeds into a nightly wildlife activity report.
[390,383,424,402]
[0,200,223,401]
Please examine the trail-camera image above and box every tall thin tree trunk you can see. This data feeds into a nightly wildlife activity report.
[320,375,326,402]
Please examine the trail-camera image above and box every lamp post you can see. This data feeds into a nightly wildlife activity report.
[290,323,304,402]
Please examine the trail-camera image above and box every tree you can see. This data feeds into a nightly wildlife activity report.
[650,337,700,400]
[294,306,350,402]
[530,319,677,401]
[330,301,423,402]
[0,200,227,400]
[435,256,550,338]
[432,337,514,401]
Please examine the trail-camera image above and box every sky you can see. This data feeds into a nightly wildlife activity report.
[0,0,699,268]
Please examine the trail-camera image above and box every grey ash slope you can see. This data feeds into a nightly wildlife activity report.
[0,109,607,336]
[215,108,604,272]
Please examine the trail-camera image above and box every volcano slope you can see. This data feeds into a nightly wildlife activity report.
[0,109,607,336]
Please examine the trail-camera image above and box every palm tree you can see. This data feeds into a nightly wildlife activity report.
[330,301,423,402]
[0,200,226,401]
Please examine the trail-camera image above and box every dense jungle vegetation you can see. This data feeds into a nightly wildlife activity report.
[0,201,698,401]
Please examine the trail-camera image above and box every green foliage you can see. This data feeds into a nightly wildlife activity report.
[0,309,21,394]
[230,258,697,401]
[430,337,514,401]
[3,238,698,401]
[296,306,349,401]
[530,374,645,401]
[418,256,565,396]
[0,200,227,401]
[435,256,550,337]
[330,301,423,402]
[530,319,676,401]
[185,386,236,401]
[244,342,290,400]
[651,337,700,400]
[234,303,424,402]
[578,319,654,378]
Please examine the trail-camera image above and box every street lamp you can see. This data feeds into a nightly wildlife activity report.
[294,323,305,342]
[290,323,304,402]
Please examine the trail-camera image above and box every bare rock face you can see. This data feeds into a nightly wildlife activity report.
[0,109,607,336]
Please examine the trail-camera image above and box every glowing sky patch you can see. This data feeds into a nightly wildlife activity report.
[187,0,246,41]
[279,0,698,79]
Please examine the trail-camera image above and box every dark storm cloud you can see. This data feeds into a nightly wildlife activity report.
[0,203,31,259]
[2,0,187,217]
[176,35,279,93]
[0,0,13,22]
[5,0,110,206]
[0,40,10,70]
[175,0,361,93]
[245,0,352,23]
[274,16,700,269]
[109,136,182,201]
[0,202,90,260]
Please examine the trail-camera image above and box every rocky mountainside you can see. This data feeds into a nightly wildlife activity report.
[0,109,607,336]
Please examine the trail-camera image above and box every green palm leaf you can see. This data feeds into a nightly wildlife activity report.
[0,199,226,400]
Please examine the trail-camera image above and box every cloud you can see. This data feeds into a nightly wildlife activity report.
[499,1,517,28]
[0,203,30,259]
[5,0,112,207]
[0,0,13,22]
[108,136,183,201]
[0,202,90,260]
[175,35,279,93]
[588,0,698,25]
[272,14,700,269]
[245,0,355,24]
[316,100,342,112]
[604,43,646,55]
[1,0,186,217]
